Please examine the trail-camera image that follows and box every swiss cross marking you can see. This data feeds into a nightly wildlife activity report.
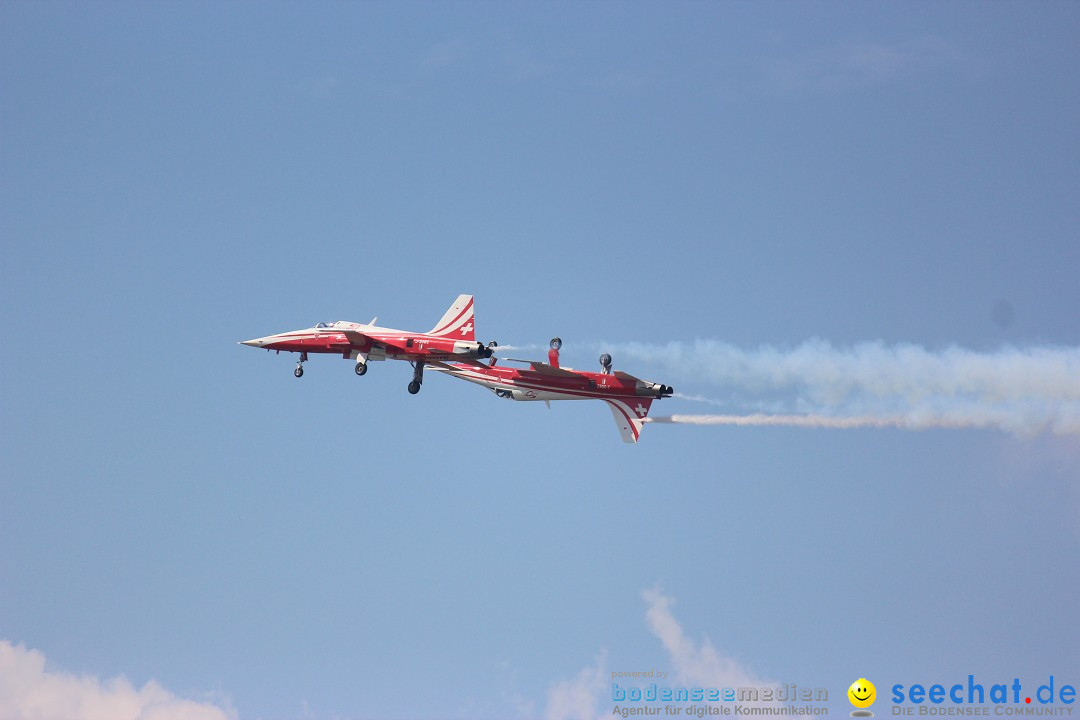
[635,404,647,417]
[459,322,473,335]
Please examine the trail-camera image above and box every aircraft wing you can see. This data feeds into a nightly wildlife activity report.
[527,363,582,377]
[342,329,371,346]
[504,359,582,377]
[428,358,490,371]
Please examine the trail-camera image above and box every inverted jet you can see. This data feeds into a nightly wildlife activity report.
[430,338,673,443]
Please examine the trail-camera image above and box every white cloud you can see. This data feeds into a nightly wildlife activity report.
[763,35,981,95]
[0,641,234,720]
[419,38,470,71]
[544,652,608,720]
[642,589,769,689]
[542,590,771,720]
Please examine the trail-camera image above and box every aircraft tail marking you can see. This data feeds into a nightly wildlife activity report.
[429,294,476,341]
[604,398,653,444]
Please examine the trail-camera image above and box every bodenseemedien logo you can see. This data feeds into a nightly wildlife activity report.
[849,678,877,717]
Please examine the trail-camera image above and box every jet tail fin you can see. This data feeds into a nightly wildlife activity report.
[604,398,653,444]
[428,294,475,340]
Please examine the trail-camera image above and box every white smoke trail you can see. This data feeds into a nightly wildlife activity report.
[648,414,963,430]
[599,339,1080,436]
[489,343,544,354]
[673,392,729,406]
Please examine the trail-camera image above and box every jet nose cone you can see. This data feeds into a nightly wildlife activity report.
[240,338,265,347]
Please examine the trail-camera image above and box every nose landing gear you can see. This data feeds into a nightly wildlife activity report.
[294,352,309,378]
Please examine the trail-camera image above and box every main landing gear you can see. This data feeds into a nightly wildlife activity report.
[355,361,368,376]
[294,352,309,378]
[408,361,425,394]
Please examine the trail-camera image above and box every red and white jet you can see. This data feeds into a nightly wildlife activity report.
[431,338,673,443]
[240,294,491,394]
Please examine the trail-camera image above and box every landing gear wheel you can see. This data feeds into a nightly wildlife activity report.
[408,360,425,394]
[355,362,368,376]
[550,337,563,350]
[294,365,304,378]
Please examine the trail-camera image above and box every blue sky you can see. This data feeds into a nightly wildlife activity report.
[1,2,1078,719]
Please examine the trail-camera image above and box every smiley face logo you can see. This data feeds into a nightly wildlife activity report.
[848,678,876,709]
